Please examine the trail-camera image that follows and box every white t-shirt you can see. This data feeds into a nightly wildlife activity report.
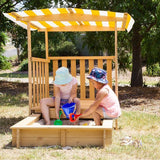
[54,77,77,99]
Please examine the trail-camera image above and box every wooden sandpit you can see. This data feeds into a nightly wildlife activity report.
[11,114,113,148]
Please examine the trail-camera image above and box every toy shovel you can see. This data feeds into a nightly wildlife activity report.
[54,110,63,125]
[69,113,82,122]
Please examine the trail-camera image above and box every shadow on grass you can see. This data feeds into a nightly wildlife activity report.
[0,81,28,96]
[0,116,25,134]
[0,94,28,107]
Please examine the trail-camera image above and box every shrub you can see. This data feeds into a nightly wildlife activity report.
[144,63,160,76]
[0,54,12,70]
[53,41,78,56]
[19,59,28,71]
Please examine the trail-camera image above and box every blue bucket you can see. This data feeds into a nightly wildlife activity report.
[61,102,76,119]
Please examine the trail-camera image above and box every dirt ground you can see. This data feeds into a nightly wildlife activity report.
[0,80,160,116]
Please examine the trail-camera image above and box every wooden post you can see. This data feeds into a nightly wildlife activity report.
[60,129,66,147]
[115,21,118,130]
[45,30,49,97]
[27,22,32,115]
[16,129,20,148]
[45,30,48,59]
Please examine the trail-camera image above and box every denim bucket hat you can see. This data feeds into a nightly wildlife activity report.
[54,67,73,85]
[87,67,108,84]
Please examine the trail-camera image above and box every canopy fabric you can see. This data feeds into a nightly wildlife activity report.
[3,8,134,32]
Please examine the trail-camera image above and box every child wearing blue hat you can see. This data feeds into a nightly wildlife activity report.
[40,67,80,125]
[79,67,121,125]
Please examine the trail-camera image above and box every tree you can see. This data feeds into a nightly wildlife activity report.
[1,0,54,63]
[56,0,160,87]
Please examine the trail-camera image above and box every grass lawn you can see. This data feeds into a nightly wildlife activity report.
[0,92,160,160]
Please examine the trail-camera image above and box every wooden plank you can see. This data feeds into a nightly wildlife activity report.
[62,60,67,67]
[16,129,20,148]
[27,22,32,115]
[66,129,103,137]
[42,62,45,98]
[53,60,58,96]
[45,30,48,59]
[103,130,112,147]
[40,26,124,32]
[16,128,60,137]
[65,129,103,146]
[36,61,39,106]
[17,14,124,22]
[71,60,76,77]
[53,60,58,80]
[122,13,128,30]
[32,61,36,107]
[66,137,103,146]
[45,62,48,98]
[12,129,16,146]
[49,56,115,60]
[98,59,103,69]
[107,59,112,88]
[11,114,41,128]
[47,62,49,97]
[32,57,50,62]
[39,62,42,100]
[60,129,66,147]
[19,137,60,147]
[80,59,86,99]
[89,59,95,99]
[115,21,118,130]
[115,21,118,96]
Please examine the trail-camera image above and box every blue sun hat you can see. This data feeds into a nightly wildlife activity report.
[54,67,73,85]
[87,67,108,84]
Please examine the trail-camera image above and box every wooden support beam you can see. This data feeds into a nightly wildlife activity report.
[27,22,32,115]
[16,14,124,22]
[39,26,125,32]
[115,21,118,130]
[45,30,48,59]
[60,129,66,147]
[16,129,20,148]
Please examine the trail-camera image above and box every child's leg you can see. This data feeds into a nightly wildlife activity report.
[40,98,55,125]
[73,98,81,124]
[92,107,103,125]
[73,98,81,114]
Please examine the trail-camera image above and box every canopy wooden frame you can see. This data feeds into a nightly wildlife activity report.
[4,8,134,130]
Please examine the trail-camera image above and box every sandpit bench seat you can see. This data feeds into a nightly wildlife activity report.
[49,99,94,119]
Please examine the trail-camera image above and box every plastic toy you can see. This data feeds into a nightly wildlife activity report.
[69,113,82,122]
[61,102,76,119]
[54,110,63,125]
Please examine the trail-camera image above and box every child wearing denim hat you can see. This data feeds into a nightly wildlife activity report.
[40,67,80,125]
[79,67,121,125]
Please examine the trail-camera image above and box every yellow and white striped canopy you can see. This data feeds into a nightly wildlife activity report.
[3,8,134,32]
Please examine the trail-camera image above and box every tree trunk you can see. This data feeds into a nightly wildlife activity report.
[131,23,143,87]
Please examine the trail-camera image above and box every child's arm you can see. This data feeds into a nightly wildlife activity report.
[54,85,61,119]
[69,83,77,103]
[80,88,108,117]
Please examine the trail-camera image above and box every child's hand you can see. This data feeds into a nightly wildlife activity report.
[68,97,73,103]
